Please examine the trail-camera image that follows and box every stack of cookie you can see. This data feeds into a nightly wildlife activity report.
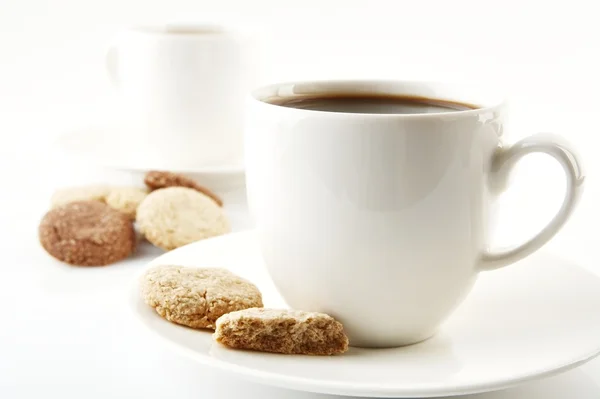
[39,171,231,266]
[141,265,350,356]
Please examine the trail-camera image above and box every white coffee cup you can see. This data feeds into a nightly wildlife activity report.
[245,80,584,348]
[106,23,252,168]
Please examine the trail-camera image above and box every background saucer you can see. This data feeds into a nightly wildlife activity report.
[54,126,245,175]
[47,126,246,202]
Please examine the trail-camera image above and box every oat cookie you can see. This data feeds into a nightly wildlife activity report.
[39,200,136,266]
[144,171,223,206]
[105,187,148,220]
[214,308,349,355]
[141,266,263,329]
[50,185,111,208]
[136,187,230,250]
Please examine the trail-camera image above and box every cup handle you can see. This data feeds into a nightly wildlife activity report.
[479,133,585,271]
[105,45,119,86]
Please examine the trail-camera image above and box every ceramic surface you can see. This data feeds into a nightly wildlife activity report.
[131,231,600,398]
[55,127,245,176]
[244,80,584,346]
[106,23,252,166]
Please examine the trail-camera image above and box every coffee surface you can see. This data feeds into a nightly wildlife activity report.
[269,94,478,114]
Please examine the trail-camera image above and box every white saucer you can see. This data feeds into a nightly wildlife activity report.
[131,231,600,398]
[54,127,245,175]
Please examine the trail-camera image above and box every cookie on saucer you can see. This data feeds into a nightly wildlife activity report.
[144,170,223,206]
[39,200,136,266]
[136,187,230,250]
[214,308,349,355]
[141,265,263,329]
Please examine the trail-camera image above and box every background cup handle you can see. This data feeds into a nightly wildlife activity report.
[479,133,585,271]
[105,45,119,86]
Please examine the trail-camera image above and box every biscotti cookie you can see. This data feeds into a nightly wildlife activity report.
[105,187,148,220]
[141,266,263,329]
[50,185,111,208]
[136,187,230,250]
[214,308,349,355]
[144,170,223,206]
[39,200,136,266]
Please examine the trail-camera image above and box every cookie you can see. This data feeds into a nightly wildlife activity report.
[214,308,349,355]
[144,171,223,206]
[140,266,263,329]
[39,200,136,266]
[50,185,111,208]
[105,187,148,220]
[136,187,230,250]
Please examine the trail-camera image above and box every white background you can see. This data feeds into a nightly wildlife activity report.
[2,0,599,254]
[1,0,600,398]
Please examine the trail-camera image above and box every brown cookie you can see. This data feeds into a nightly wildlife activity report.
[144,171,223,206]
[214,308,349,355]
[140,266,263,329]
[39,200,136,266]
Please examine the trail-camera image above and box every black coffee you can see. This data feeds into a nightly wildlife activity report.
[268,94,479,114]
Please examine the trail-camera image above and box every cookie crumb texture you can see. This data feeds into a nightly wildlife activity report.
[39,200,136,266]
[214,308,349,355]
[144,170,223,206]
[105,187,148,220]
[141,266,263,329]
[136,187,230,250]
[50,185,111,208]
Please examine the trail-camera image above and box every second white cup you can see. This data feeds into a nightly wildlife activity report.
[106,23,252,168]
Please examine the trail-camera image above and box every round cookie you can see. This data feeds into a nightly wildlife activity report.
[136,187,230,250]
[105,187,148,220]
[39,200,136,266]
[144,170,223,206]
[140,265,263,329]
[50,185,110,208]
